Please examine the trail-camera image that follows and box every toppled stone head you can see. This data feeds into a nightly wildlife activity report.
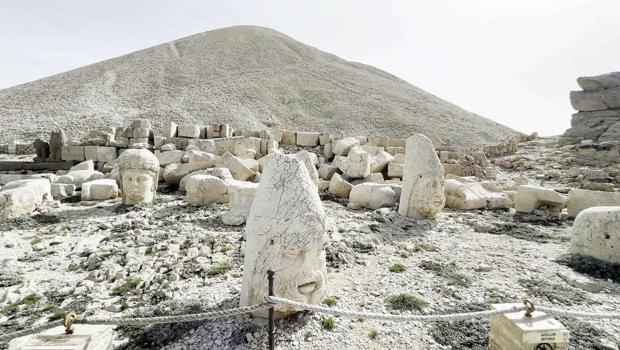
[399,134,446,219]
[117,149,159,205]
[240,154,328,319]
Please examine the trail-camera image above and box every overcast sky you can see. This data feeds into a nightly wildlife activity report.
[1,0,618,136]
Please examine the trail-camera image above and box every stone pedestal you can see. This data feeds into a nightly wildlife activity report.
[9,324,113,350]
[489,304,569,350]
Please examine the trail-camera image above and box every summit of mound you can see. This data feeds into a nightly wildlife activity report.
[0,25,520,146]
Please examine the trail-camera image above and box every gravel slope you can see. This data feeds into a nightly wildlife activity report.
[0,25,520,146]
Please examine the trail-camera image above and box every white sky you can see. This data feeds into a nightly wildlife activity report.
[1,0,618,136]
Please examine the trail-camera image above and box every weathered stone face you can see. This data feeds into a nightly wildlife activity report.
[241,154,327,318]
[117,149,159,205]
[398,134,445,219]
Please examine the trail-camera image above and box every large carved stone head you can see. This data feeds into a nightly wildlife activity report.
[117,149,159,205]
[398,134,446,219]
[240,154,328,319]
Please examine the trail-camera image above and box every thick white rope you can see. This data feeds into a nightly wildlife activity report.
[536,306,620,320]
[266,296,526,321]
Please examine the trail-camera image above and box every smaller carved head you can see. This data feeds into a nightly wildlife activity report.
[117,149,159,205]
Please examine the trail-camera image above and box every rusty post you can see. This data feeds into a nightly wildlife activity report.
[268,270,275,350]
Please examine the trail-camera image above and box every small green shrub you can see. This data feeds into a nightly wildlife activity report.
[49,310,67,321]
[385,293,428,311]
[209,261,233,276]
[323,297,337,307]
[389,263,407,273]
[1,304,18,315]
[111,278,142,296]
[22,293,40,306]
[338,227,346,233]
[322,317,336,330]
[368,329,379,340]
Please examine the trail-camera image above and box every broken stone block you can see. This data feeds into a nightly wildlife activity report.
[96,146,117,163]
[187,150,220,171]
[350,173,384,185]
[281,130,296,145]
[221,181,258,225]
[163,163,193,185]
[571,206,620,264]
[133,127,150,138]
[163,121,178,138]
[323,142,334,159]
[399,134,445,219]
[215,152,255,181]
[489,304,568,350]
[62,145,85,161]
[84,145,98,161]
[333,137,360,156]
[514,185,567,214]
[128,137,149,148]
[295,150,319,187]
[179,167,235,192]
[296,132,320,146]
[70,160,95,172]
[329,173,353,198]
[161,143,176,151]
[157,150,185,167]
[370,150,394,173]
[51,183,76,199]
[177,125,201,138]
[81,179,120,201]
[336,147,371,179]
[577,72,620,91]
[130,119,152,130]
[348,183,397,210]
[185,175,230,205]
[318,163,338,180]
[444,178,511,210]
[567,188,620,217]
[57,170,104,189]
[0,179,51,221]
[387,162,403,178]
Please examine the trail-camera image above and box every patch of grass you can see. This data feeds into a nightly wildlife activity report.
[323,297,337,307]
[1,303,18,315]
[31,237,44,245]
[368,329,379,340]
[208,261,232,276]
[304,330,313,340]
[420,261,472,287]
[44,303,58,311]
[111,278,142,296]
[49,310,67,321]
[556,254,620,283]
[429,303,490,350]
[22,293,41,306]
[145,246,156,256]
[389,263,407,273]
[338,227,346,233]
[385,293,428,312]
[518,278,586,306]
[322,317,336,330]
[219,244,232,253]
[121,302,129,311]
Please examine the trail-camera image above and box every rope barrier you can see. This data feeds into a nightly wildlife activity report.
[536,306,620,320]
[0,303,269,342]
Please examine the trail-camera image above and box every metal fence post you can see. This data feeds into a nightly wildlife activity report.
[268,270,275,350]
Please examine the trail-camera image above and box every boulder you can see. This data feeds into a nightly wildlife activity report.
[387,162,403,178]
[567,188,620,218]
[398,134,445,219]
[328,173,353,198]
[348,183,397,210]
[185,175,230,205]
[215,152,255,181]
[70,160,95,172]
[317,163,338,180]
[336,147,371,179]
[51,183,76,199]
[81,179,119,201]
[180,168,235,192]
[571,206,620,264]
[157,150,184,167]
[333,137,360,156]
[163,163,193,185]
[570,90,620,112]
[57,170,105,189]
[186,150,219,171]
[444,178,511,210]
[240,154,327,319]
[61,145,85,161]
[370,151,394,173]
[221,181,259,225]
[577,72,620,91]
[296,132,320,146]
[514,185,567,213]
[0,179,51,221]
[295,150,319,186]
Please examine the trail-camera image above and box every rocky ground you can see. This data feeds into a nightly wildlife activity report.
[1,137,619,350]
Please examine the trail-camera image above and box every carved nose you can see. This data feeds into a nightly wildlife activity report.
[297,282,317,294]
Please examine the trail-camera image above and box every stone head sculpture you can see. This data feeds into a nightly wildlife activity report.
[398,133,446,219]
[240,154,328,319]
[117,149,159,205]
